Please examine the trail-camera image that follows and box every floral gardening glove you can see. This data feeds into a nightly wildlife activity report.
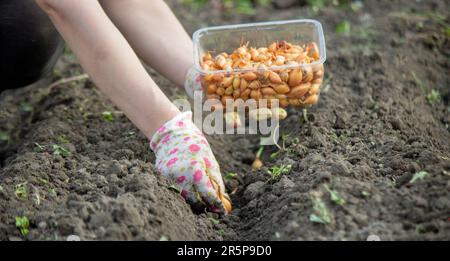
[150,111,232,214]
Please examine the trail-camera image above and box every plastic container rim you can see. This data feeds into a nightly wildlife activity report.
[192,19,327,75]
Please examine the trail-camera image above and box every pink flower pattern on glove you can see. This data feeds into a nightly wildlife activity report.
[166,157,178,167]
[150,111,230,214]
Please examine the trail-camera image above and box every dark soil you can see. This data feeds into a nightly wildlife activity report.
[1,0,449,240]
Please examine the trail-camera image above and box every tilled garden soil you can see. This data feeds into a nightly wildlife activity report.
[0,0,449,240]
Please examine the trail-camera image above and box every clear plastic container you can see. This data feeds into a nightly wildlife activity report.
[192,19,326,110]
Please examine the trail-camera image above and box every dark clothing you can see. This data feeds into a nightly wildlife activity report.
[0,0,63,91]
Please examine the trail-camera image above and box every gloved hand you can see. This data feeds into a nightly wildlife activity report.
[150,111,232,214]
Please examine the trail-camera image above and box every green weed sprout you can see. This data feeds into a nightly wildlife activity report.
[410,171,429,184]
[309,191,333,225]
[267,164,292,181]
[15,216,30,236]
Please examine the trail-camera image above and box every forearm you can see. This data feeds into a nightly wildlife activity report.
[99,0,193,87]
[35,0,179,139]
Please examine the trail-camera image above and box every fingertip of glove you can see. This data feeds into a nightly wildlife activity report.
[221,196,232,215]
[209,178,232,214]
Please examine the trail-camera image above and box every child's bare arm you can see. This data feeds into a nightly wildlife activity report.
[35,0,180,139]
[99,0,193,87]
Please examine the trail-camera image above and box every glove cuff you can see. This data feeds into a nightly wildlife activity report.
[149,111,194,152]
[184,68,203,99]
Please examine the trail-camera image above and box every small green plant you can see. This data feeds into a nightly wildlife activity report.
[349,1,363,12]
[217,229,225,236]
[57,135,69,144]
[332,0,364,11]
[208,216,220,225]
[231,0,255,15]
[361,190,370,197]
[302,108,309,123]
[309,191,332,225]
[39,178,48,185]
[355,25,377,41]
[411,71,427,92]
[34,142,45,151]
[443,170,450,177]
[183,0,269,15]
[225,172,238,181]
[426,90,441,104]
[410,171,429,184]
[206,212,221,225]
[20,101,33,112]
[270,150,281,159]
[411,72,441,105]
[182,0,208,8]
[37,178,57,198]
[324,185,346,206]
[82,112,92,120]
[336,20,351,35]
[53,68,63,78]
[159,235,169,241]
[52,144,71,157]
[48,187,57,197]
[267,164,292,181]
[307,0,326,11]
[415,224,426,234]
[33,191,41,206]
[15,182,28,200]
[274,232,281,239]
[0,131,9,142]
[102,111,114,122]
[15,216,30,236]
